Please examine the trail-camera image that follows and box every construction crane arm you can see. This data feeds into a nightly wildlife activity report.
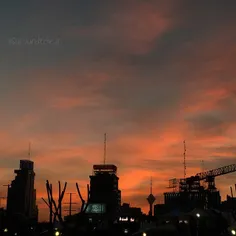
[195,164,236,180]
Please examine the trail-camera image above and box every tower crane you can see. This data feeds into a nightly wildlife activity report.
[169,164,236,192]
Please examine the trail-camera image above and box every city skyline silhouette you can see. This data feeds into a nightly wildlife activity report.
[0,0,236,224]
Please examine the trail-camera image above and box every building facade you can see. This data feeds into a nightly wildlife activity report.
[6,160,38,224]
[164,190,221,212]
[89,164,121,219]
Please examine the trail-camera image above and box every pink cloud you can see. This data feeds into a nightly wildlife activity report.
[67,1,176,54]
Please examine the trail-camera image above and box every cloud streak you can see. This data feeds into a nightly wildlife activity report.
[0,0,236,221]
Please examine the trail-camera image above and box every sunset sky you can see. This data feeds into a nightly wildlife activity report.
[0,0,236,222]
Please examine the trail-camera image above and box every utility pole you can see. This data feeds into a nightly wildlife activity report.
[104,133,107,165]
[183,140,186,179]
[64,193,77,216]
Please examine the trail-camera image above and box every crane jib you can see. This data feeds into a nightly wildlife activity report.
[168,164,236,188]
[195,164,236,180]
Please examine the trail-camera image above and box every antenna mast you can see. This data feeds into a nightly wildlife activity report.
[183,140,186,179]
[150,176,152,194]
[201,160,207,189]
[103,133,106,165]
[28,142,31,160]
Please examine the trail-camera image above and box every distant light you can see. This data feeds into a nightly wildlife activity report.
[196,213,200,218]
[231,230,236,235]
[3,228,8,232]
[124,229,128,234]
[184,220,188,224]
[55,231,60,236]
[143,233,147,236]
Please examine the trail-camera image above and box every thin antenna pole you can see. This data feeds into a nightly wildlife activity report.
[103,133,106,165]
[150,176,152,194]
[28,142,31,160]
[183,140,186,179]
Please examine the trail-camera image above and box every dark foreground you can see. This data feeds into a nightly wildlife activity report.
[1,208,236,236]
[1,222,234,236]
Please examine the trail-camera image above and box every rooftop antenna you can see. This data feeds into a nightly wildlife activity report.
[28,142,31,160]
[183,140,186,179]
[201,160,205,171]
[103,133,106,165]
[150,176,153,194]
[201,160,207,189]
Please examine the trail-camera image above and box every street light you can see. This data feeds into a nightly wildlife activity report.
[231,229,236,235]
[142,233,147,236]
[196,213,200,236]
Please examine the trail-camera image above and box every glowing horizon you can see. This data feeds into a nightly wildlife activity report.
[0,0,236,222]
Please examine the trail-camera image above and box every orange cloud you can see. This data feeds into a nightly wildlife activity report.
[1,2,236,222]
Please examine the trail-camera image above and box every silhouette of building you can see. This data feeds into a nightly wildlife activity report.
[119,203,142,218]
[163,164,232,213]
[221,195,236,212]
[89,164,121,218]
[163,190,221,212]
[154,204,167,217]
[6,160,38,224]
[0,208,7,230]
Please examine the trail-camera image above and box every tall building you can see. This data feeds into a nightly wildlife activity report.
[89,164,121,218]
[7,160,38,223]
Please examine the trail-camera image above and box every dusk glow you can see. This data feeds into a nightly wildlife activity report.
[0,1,236,222]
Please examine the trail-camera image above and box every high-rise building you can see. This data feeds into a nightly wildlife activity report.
[7,160,38,223]
[89,164,121,218]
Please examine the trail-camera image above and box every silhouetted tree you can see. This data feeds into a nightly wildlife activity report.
[76,182,91,214]
[42,180,67,227]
